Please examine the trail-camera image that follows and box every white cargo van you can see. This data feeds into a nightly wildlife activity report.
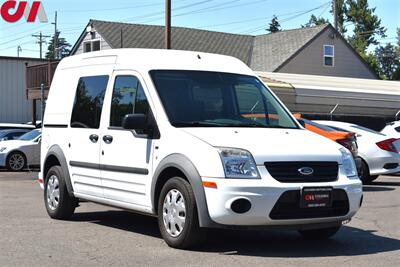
[39,49,362,248]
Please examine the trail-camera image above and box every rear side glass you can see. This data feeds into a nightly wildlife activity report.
[70,75,109,129]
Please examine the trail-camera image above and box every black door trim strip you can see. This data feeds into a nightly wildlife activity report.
[43,124,68,128]
[69,161,149,175]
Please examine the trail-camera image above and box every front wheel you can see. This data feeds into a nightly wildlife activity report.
[298,226,341,240]
[157,177,203,249]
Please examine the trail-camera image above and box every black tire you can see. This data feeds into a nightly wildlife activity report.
[157,177,203,249]
[44,166,77,220]
[6,151,26,171]
[299,226,341,240]
[359,160,376,184]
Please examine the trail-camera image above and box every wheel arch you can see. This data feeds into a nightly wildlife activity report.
[151,153,217,228]
[43,145,74,196]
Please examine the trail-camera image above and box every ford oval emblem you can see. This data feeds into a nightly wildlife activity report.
[298,167,314,176]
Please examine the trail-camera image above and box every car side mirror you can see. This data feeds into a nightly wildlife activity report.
[297,119,306,128]
[122,114,147,131]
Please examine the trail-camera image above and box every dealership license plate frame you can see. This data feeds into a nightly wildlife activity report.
[300,187,333,208]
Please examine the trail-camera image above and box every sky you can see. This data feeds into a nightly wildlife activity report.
[0,0,399,58]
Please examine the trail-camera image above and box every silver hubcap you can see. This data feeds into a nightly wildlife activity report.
[46,175,60,210]
[9,154,24,170]
[162,189,186,237]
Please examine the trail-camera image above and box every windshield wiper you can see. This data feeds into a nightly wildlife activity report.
[172,121,227,127]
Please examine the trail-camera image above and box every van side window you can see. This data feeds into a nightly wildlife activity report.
[110,76,150,127]
[70,75,109,129]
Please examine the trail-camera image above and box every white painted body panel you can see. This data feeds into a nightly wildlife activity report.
[40,49,362,227]
[381,121,400,138]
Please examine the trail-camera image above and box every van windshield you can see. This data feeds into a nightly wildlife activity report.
[150,70,298,129]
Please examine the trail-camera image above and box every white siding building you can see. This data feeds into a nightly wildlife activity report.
[0,56,46,123]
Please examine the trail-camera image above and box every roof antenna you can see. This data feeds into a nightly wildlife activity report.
[329,104,339,120]
[197,54,201,59]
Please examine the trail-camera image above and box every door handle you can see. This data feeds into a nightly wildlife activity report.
[89,134,99,143]
[103,135,113,144]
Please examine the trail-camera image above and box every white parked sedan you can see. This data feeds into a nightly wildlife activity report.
[381,121,400,138]
[315,121,400,183]
[0,129,41,171]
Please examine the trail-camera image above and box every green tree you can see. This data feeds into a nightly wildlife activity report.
[46,33,71,60]
[302,14,329,28]
[267,15,281,33]
[346,0,386,54]
[374,43,400,80]
[361,52,380,77]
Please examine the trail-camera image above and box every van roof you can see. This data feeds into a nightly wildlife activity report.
[58,48,254,76]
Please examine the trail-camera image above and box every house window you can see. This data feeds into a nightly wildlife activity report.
[83,40,101,53]
[323,45,334,67]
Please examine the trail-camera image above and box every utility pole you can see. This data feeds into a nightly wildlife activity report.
[51,11,58,59]
[164,0,171,49]
[333,0,338,30]
[32,32,50,59]
[17,46,22,57]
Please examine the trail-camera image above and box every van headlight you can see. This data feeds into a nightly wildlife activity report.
[340,148,358,179]
[217,147,260,179]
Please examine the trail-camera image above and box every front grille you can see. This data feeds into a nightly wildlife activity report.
[269,189,349,220]
[264,161,338,183]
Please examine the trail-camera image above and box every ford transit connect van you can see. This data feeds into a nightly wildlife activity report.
[39,49,362,249]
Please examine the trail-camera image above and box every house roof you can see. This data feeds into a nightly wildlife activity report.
[70,20,373,75]
[252,24,328,71]
[84,20,254,65]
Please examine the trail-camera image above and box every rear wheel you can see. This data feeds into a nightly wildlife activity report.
[157,177,203,249]
[359,160,378,184]
[44,166,77,219]
[299,226,341,240]
[6,152,26,171]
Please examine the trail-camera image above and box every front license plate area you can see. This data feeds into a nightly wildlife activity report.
[301,187,333,208]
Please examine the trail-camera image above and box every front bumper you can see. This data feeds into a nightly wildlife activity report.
[202,166,362,227]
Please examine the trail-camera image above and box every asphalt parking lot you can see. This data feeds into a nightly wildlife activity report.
[0,170,399,267]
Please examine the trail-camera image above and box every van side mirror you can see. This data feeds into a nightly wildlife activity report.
[297,119,306,128]
[122,114,147,131]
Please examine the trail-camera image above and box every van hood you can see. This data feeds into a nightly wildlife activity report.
[181,128,343,164]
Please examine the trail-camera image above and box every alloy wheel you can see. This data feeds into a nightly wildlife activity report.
[9,153,25,171]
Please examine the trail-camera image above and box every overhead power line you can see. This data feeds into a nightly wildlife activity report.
[137,0,268,24]
[239,1,330,34]
[54,0,187,13]
[120,0,216,23]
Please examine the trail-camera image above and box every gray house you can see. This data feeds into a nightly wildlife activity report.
[70,20,377,79]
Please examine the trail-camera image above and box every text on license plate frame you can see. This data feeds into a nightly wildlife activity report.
[300,187,333,208]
